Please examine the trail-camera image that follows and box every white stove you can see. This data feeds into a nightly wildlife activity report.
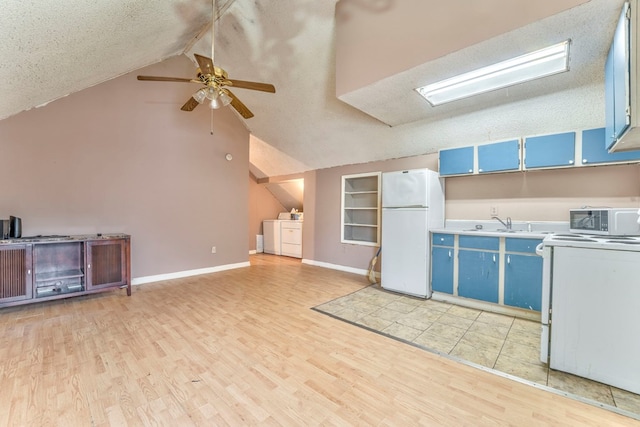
[539,231,640,394]
[542,232,640,251]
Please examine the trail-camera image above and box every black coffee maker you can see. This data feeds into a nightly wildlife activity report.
[1,216,21,239]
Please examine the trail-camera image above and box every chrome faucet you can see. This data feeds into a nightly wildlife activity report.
[492,216,512,230]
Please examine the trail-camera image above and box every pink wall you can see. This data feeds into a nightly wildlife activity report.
[304,154,640,271]
[301,170,316,261]
[307,154,439,270]
[248,176,286,251]
[445,164,640,220]
[0,55,251,278]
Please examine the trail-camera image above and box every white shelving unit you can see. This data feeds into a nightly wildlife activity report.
[341,172,381,246]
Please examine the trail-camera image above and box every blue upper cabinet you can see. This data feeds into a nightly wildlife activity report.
[477,139,520,173]
[582,128,640,165]
[439,146,474,176]
[523,132,575,169]
[605,2,631,151]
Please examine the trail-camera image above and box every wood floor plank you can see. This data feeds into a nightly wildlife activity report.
[0,254,637,426]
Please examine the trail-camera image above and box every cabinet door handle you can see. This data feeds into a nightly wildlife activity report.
[448,249,451,258]
[507,255,510,264]
[88,264,91,269]
[28,269,31,275]
[493,254,496,263]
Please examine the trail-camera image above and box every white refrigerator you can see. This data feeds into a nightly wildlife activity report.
[381,169,444,298]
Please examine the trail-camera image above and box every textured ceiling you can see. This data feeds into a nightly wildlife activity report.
[0,0,627,178]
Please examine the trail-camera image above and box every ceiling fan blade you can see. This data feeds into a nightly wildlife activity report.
[225,90,254,119]
[137,75,197,83]
[227,79,276,93]
[180,97,200,112]
[194,54,215,76]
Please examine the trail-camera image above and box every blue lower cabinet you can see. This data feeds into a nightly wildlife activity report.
[504,254,542,311]
[458,235,499,251]
[431,246,454,294]
[457,250,499,303]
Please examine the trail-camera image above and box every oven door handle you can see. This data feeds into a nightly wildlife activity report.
[535,242,544,257]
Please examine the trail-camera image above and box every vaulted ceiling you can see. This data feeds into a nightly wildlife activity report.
[0,0,626,178]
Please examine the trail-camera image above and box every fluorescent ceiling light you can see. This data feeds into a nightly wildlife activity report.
[415,40,571,106]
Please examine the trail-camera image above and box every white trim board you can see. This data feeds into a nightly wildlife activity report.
[131,262,250,285]
[302,259,370,277]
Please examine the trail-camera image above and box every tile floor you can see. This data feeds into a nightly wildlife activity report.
[314,284,640,416]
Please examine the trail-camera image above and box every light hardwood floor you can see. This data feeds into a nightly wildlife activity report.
[0,254,637,426]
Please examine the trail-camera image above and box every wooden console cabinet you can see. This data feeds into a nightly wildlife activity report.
[0,234,130,308]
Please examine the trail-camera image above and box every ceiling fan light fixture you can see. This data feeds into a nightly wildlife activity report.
[210,98,221,109]
[415,39,571,106]
[219,90,232,107]
[193,88,207,104]
[206,86,219,100]
[210,89,232,109]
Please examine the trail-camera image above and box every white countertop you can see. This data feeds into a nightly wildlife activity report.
[431,220,570,239]
[542,233,640,252]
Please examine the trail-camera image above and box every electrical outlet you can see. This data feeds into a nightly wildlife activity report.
[211,246,216,254]
[490,206,499,216]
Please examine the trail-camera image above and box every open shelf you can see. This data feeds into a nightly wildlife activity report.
[35,269,84,282]
[341,172,381,245]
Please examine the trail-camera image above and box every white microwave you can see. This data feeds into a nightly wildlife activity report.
[569,208,640,235]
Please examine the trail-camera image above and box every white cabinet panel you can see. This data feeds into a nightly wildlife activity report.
[263,220,281,255]
[280,221,302,258]
[550,247,640,394]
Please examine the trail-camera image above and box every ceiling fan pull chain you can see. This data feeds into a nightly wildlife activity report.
[210,108,214,135]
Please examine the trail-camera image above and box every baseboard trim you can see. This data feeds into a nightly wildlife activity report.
[249,250,257,255]
[301,259,368,276]
[131,261,251,285]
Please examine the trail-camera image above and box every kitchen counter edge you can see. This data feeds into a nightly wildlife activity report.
[430,228,549,239]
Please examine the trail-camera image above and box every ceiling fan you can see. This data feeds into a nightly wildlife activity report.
[136,1,275,119]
